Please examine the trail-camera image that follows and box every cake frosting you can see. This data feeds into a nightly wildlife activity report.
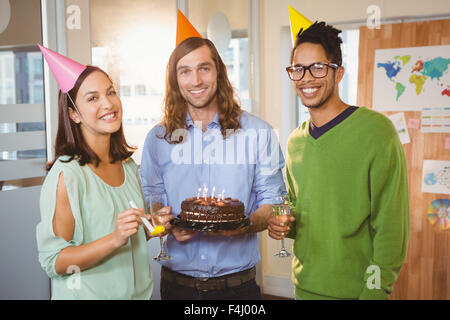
[179,197,245,223]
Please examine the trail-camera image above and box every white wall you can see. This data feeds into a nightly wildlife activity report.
[66,0,91,65]
[0,0,42,46]
[189,0,249,34]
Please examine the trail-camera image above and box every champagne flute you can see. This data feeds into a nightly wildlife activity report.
[273,193,292,258]
[149,194,172,261]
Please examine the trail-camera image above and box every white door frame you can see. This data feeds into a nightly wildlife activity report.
[41,0,67,162]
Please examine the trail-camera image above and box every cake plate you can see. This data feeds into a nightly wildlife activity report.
[170,218,250,232]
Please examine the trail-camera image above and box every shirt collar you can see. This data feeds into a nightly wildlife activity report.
[185,112,220,129]
[210,112,220,126]
[185,112,194,128]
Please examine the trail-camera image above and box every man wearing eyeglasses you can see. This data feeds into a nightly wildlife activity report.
[267,22,410,300]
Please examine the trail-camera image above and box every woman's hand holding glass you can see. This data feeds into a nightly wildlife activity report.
[148,194,173,261]
[145,206,173,238]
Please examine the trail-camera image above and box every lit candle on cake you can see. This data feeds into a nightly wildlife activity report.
[211,186,216,199]
[197,187,201,199]
[203,186,208,201]
[221,189,225,201]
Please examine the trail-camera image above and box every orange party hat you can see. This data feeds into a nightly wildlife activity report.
[176,9,202,46]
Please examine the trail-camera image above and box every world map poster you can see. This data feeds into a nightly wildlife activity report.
[373,45,450,111]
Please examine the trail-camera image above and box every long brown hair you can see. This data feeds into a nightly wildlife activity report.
[161,37,242,144]
[46,66,135,171]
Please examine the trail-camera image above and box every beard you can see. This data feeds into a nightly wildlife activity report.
[304,88,333,109]
[302,77,336,110]
[184,90,218,110]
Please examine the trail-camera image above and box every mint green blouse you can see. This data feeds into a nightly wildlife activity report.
[36,156,153,300]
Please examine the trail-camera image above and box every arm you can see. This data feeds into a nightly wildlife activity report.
[359,134,410,300]
[131,158,173,241]
[207,204,272,237]
[140,130,167,208]
[140,130,198,242]
[219,203,293,236]
[209,127,287,237]
[53,172,145,275]
[248,204,273,233]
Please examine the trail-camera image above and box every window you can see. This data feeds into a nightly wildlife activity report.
[0,48,46,165]
[0,52,15,104]
[296,28,360,126]
[119,85,131,97]
[222,36,250,112]
[188,0,251,112]
[340,29,360,108]
[135,84,147,96]
[90,0,176,164]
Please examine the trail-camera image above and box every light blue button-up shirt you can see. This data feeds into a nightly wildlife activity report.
[140,111,286,278]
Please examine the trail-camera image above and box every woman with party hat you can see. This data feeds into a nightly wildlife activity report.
[36,45,172,299]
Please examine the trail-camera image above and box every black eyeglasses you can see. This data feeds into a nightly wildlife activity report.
[286,62,339,81]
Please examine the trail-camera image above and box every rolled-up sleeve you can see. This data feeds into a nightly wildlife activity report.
[140,129,167,208]
[253,126,286,207]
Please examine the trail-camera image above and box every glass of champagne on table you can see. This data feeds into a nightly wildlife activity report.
[149,194,172,261]
[273,193,292,258]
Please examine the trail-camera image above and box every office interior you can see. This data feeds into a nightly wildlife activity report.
[0,0,449,300]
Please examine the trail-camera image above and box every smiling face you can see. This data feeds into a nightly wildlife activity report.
[291,42,343,109]
[176,45,218,111]
[69,70,122,138]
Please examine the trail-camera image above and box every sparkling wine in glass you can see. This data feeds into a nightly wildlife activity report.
[273,194,292,258]
[149,194,172,261]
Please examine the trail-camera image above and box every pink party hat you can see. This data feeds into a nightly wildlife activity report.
[38,44,87,93]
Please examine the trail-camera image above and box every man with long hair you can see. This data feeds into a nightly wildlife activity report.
[140,37,285,300]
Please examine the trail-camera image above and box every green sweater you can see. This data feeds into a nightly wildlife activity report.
[286,107,409,300]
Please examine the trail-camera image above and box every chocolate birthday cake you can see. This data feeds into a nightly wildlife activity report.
[179,197,245,223]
